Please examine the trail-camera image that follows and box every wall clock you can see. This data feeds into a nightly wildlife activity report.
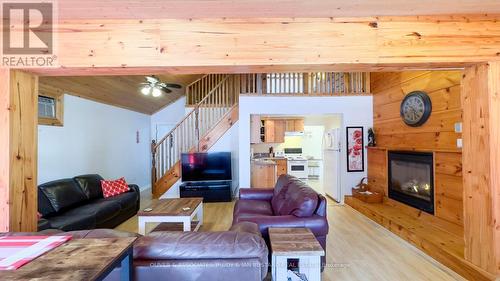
[400,91,432,127]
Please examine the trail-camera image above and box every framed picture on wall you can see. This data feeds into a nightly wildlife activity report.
[346,126,364,172]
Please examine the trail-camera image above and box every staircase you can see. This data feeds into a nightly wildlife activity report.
[151,74,239,198]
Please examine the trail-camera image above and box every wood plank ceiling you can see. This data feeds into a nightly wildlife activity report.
[38,74,202,114]
[57,0,500,19]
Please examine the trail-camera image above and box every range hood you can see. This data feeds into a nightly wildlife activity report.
[285,131,304,136]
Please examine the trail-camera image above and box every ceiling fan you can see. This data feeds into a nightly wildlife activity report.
[139,75,182,97]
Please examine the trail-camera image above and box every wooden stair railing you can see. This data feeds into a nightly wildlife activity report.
[152,74,239,198]
[187,72,370,103]
[238,72,371,95]
[186,74,229,106]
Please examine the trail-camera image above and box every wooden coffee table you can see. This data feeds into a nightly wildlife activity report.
[0,237,136,281]
[269,228,325,281]
[138,197,203,235]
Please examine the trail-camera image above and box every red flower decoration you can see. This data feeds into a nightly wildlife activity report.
[353,130,362,139]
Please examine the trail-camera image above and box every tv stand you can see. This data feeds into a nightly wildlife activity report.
[180,180,232,202]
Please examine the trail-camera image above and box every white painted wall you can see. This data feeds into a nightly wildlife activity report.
[150,96,188,141]
[239,96,373,201]
[210,121,240,194]
[38,95,151,189]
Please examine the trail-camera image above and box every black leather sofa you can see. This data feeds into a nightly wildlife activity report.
[38,174,140,231]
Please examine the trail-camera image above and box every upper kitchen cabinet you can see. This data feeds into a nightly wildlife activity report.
[264,119,285,143]
[250,115,262,144]
[285,119,304,132]
[251,116,303,144]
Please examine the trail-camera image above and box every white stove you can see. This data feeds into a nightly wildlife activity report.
[284,148,308,180]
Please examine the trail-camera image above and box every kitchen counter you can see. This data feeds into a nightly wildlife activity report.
[253,157,286,161]
[252,159,277,166]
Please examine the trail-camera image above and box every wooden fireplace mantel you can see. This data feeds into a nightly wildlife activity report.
[366,146,461,154]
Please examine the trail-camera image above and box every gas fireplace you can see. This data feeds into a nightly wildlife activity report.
[388,151,434,214]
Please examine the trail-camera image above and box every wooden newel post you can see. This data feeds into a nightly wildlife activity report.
[151,140,157,191]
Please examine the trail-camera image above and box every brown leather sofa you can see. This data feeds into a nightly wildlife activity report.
[37,174,140,231]
[232,174,329,268]
[1,222,268,281]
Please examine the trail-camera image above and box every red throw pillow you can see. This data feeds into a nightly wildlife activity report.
[101,177,130,198]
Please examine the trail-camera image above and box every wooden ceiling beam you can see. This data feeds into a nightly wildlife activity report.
[17,15,500,76]
[28,63,467,77]
[54,1,500,20]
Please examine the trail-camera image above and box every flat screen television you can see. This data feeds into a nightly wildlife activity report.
[181,152,232,182]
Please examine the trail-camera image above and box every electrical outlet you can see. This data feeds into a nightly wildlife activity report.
[457,138,463,148]
[454,122,462,133]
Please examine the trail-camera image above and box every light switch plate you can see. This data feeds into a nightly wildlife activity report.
[457,138,463,148]
[454,122,462,133]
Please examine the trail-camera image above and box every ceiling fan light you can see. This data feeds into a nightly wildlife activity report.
[152,87,163,97]
[140,86,151,96]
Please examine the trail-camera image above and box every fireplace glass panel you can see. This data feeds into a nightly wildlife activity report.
[388,151,434,214]
[390,160,432,202]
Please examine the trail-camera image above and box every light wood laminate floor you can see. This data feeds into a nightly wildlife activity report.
[115,189,464,281]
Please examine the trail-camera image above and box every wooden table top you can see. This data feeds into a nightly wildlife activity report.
[138,197,203,216]
[269,228,325,256]
[0,237,136,281]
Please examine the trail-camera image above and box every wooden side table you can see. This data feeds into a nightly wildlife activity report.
[138,197,204,235]
[0,237,136,281]
[269,228,325,281]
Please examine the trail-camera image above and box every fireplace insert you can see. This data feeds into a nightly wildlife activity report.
[388,151,434,214]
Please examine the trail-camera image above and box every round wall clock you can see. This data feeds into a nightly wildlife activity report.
[400,91,432,127]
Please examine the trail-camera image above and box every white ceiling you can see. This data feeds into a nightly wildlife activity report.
[58,0,500,19]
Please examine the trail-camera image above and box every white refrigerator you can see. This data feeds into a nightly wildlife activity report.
[323,128,342,202]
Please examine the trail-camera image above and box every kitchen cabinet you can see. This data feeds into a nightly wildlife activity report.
[275,158,288,177]
[264,119,285,143]
[250,115,262,144]
[294,119,304,131]
[251,161,277,188]
[285,119,304,132]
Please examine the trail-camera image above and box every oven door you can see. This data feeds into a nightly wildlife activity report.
[288,162,307,179]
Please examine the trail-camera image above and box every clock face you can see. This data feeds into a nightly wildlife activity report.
[400,91,432,127]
